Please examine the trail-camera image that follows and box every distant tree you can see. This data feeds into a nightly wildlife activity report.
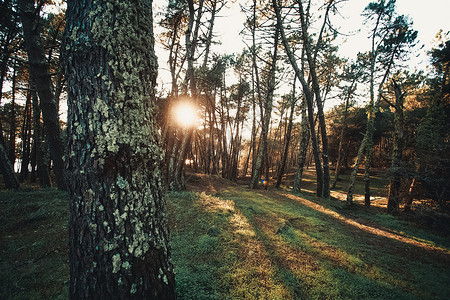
[273,0,338,197]
[331,58,365,188]
[0,0,22,147]
[0,142,19,189]
[276,80,298,188]
[346,0,417,206]
[250,26,279,189]
[19,0,67,190]
[30,87,51,187]
[64,1,175,298]
[292,95,310,193]
[413,36,450,207]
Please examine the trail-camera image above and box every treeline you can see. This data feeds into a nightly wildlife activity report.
[0,1,65,189]
[0,0,448,212]
[155,0,449,212]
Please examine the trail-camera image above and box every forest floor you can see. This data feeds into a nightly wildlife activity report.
[1,171,450,299]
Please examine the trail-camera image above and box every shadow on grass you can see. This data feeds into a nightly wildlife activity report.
[227,186,450,299]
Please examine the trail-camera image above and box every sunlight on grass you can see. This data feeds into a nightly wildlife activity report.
[2,178,448,299]
[281,192,450,254]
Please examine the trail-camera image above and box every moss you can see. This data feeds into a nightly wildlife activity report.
[130,283,137,294]
[112,253,121,273]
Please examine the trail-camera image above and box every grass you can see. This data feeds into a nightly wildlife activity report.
[1,174,449,299]
[0,188,69,299]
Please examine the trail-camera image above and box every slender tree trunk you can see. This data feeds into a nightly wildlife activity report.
[364,145,374,206]
[387,79,405,213]
[8,59,16,164]
[19,0,67,190]
[0,55,9,146]
[296,0,331,198]
[331,86,352,189]
[19,90,32,182]
[170,0,206,189]
[250,29,278,189]
[64,1,175,298]
[273,0,324,196]
[404,178,416,212]
[346,133,367,206]
[293,97,310,193]
[31,87,51,187]
[276,80,296,188]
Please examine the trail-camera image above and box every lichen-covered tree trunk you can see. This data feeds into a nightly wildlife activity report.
[19,0,66,190]
[292,98,310,193]
[63,1,175,298]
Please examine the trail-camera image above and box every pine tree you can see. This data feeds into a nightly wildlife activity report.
[63,1,175,298]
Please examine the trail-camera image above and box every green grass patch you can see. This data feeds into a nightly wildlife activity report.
[0,188,69,300]
[1,176,449,299]
[222,186,450,299]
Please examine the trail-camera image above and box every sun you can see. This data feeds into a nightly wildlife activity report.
[173,102,198,127]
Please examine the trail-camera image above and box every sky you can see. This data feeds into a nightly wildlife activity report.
[153,0,449,91]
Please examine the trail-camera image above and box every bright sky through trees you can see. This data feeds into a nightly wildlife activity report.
[173,101,199,127]
[153,0,449,92]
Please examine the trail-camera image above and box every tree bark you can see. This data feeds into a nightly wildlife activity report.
[64,1,175,298]
[0,142,20,189]
[19,0,67,190]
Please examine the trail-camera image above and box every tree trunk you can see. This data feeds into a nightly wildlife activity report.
[296,0,331,198]
[0,141,20,189]
[31,87,51,187]
[19,0,66,190]
[331,86,352,189]
[19,90,32,182]
[293,97,310,193]
[387,79,405,213]
[276,81,296,188]
[8,59,16,164]
[364,146,374,207]
[64,1,175,298]
[273,0,324,197]
[346,133,367,206]
[404,178,416,212]
[250,28,278,189]
[0,53,9,147]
